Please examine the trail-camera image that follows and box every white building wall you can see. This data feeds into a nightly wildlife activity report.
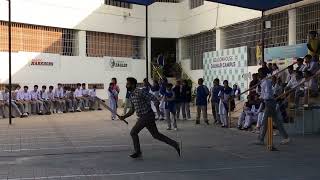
[1,0,313,98]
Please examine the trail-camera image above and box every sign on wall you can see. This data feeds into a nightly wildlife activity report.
[105,57,132,72]
[203,46,248,90]
[265,43,307,67]
[21,52,61,71]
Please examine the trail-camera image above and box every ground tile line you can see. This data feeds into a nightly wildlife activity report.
[2,165,268,180]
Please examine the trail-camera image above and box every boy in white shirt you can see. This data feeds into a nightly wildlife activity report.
[30,85,44,115]
[39,85,51,115]
[75,83,84,112]
[54,83,66,114]
[2,85,24,118]
[47,86,56,113]
[81,83,90,110]
[89,85,102,110]
[16,86,32,116]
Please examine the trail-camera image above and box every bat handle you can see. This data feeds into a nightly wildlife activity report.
[117,114,129,125]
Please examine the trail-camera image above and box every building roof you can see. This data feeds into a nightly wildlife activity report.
[117,0,303,11]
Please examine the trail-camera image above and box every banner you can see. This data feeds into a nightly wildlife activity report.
[20,52,61,71]
[264,43,307,67]
[105,57,132,72]
[203,46,248,90]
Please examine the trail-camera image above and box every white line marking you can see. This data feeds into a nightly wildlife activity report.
[2,165,267,180]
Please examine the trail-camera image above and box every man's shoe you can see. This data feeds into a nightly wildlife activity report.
[195,120,200,125]
[130,152,142,158]
[98,108,102,111]
[175,143,181,157]
[254,141,264,145]
[205,121,209,125]
[280,138,290,145]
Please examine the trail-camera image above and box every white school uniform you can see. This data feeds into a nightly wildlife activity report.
[108,89,118,119]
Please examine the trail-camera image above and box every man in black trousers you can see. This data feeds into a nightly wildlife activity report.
[119,77,181,158]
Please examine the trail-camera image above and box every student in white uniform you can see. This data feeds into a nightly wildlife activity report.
[2,85,24,118]
[89,85,102,110]
[16,86,32,116]
[218,80,233,128]
[256,68,290,145]
[30,85,44,115]
[39,85,51,115]
[47,86,56,113]
[75,83,84,112]
[81,83,90,110]
[0,92,5,118]
[54,84,66,114]
[108,83,118,120]
[67,88,78,112]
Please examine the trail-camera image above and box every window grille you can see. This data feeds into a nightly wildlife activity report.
[181,30,216,70]
[86,31,144,59]
[297,2,320,44]
[104,0,132,9]
[190,0,204,9]
[0,21,78,56]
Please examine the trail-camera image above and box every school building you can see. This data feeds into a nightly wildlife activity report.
[0,0,319,99]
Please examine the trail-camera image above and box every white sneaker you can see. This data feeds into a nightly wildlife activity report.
[174,128,178,131]
[280,138,290,145]
[85,107,89,110]
[76,108,82,112]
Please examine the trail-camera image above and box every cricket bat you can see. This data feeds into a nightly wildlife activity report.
[99,98,129,125]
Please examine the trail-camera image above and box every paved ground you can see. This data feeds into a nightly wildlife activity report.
[0,110,319,179]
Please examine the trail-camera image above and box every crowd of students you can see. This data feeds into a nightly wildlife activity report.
[0,83,102,119]
[237,54,320,133]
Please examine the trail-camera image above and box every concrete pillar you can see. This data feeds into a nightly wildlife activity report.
[77,31,86,57]
[288,9,297,46]
[216,28,225,50]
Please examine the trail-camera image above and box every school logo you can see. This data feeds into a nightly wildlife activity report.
[109,59,116,68]
[109,59,128,68]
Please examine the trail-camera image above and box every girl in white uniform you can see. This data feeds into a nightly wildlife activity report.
[108,83,118,120]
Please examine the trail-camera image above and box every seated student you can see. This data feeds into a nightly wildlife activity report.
[296,58,305,72]
[292,71,305,107]
[2,85,24,118]
[65,87,77,112]
[47,86,56,113]
[285,65,296,88]
[0,93,5,118]
[62,86,71,112]
[74,83,84,112]
[304,54,319,96]
[238,94,262,130]
[39,85,51,115]
[272,77,284,97]
[17,86,32,116]
[89,85,102,110]
[54,84,66,114]
[81,83,90,110]
[30,85,44,115]
[164,83,177,130]
[13,85,24,115]
[237,95,254,129]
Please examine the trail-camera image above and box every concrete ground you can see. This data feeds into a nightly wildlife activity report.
[0,109,319,179]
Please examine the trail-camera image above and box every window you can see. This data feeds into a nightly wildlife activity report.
[86,31,144,59]
[264,12,289,48]
[88,84,104,89]
[223,11,288,50]
[181,30,216,70]
[297,2,320,44]
[104,0,132,9]
[154,0,180,3]
[0,21,78,56]
[190,0,204,9]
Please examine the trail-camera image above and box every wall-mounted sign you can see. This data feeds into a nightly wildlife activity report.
[20,52,61,71]
[203,46,248,90]
[105,57,131,71]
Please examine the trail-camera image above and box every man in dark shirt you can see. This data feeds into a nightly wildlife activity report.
[208,78,223,124]
[173,80,186,120]
[120,77,180,158]
[195,78,209,125]
[183,80,192,119]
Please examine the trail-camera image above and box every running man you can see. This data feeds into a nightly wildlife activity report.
[119,77,180,159]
